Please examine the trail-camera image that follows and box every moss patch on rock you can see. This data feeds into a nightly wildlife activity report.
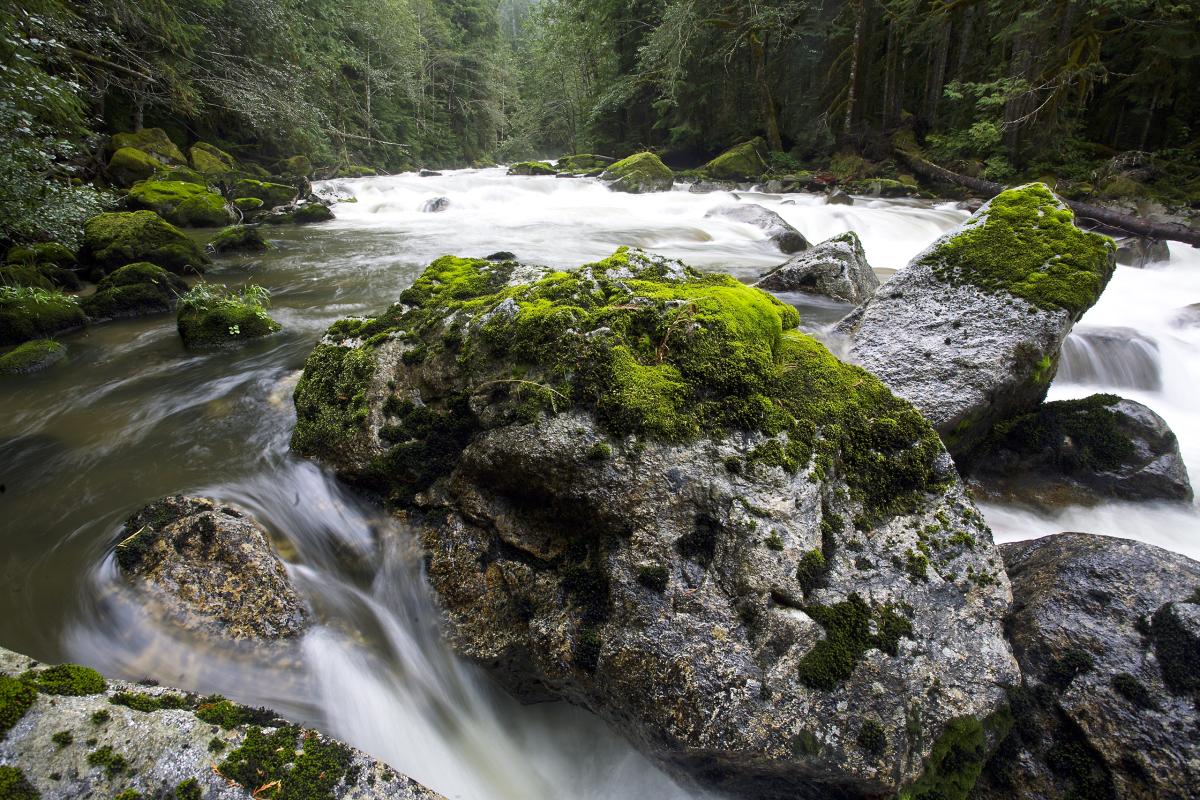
[0,339,66,374]
[20,663,107,695]
[177,283,281,349]
[507,161,557,176]
[190,142,237,175]
[980,393,1136,473]
[926,184,1115,317]
[0,766,39,800]
[208,225,270,253]
[110,128,186,165]
[294,248,947,520]
[218,725,353,800]
[83,262,188,321]
[0,286,86,346]
[81,211,209,275]
[556,154,613,172]
[602,152,673,193]
[232,179,296,209]
[900,712,1012,800]
[0,674,38,737]
[127,180,232,228]
[796,594,913,689]
[293,203,334,224]
[703,138,768,180]
[108,147,161,187]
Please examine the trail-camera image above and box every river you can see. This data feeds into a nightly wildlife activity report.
[0,168,1196,798]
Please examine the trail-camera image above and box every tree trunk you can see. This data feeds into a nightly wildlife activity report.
[844,0,864,135]
[922,21,951,129]
[751,31,783,151]
[895,148,1200,246]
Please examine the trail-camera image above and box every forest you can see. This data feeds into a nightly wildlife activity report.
[3,0,1199,248]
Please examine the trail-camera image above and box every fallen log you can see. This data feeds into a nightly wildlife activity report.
[896,148,1200,247]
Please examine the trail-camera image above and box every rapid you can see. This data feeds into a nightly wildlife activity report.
[0,168,1196,798]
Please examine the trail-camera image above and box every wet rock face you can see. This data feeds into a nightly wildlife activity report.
[834,184,1116,463]
[1115,236,1170,268]
[705,203,809,254]
[0,647,443,800]
[755,231,878,304]
[115,495,309,641]
[968,394,1192,508]
[291,249,1019,799]
[973,533,1200,800]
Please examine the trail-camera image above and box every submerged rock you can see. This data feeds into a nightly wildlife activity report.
[0,646,443,800]
[705,203,809,254]
[826,188,853,205]
[972,533,1200,800]
[0,339,66,375]
[115,495,308,641]
[1115,236,1170,269]
[292,248,1018,799]
[421,196,450,213]
[834,184,1116,463]
[969,394,1192,507]
[600,152,674,193]
[703,138,768,180]
[80,211,209,276]
[756,231,878,303]
[82,262,189,321]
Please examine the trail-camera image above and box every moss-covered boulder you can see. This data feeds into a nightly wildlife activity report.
[506,161,557,176]
[207,225,270,253]
[0,339,66,374]
[968,394,1192,507]
[332,164,377,178]
[0,287,87,345]
[231,179,296,209]
[599,152,674,193]
[126,180,235,228]
[80,211,209,276]
[279,155,313,178]
[835,184,1116,463]
[153,166,209,185]
[703,138,768,180]
[189,142,237,175]
[108,146,160,187]
[7,242,76,269]
[233,197,264,213]
[973,534,1200,800]
[0,262,80,292]
[177,283,280,349]
[81,262,188,321]
[291,247,1018,799]
[556,154,614,172]
[0,646,442,800]
[292,203,334,224]
[109,128,187,165]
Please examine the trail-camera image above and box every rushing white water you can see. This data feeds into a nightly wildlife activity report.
[12,167,1196,799]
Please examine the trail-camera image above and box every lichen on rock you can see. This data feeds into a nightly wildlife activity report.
[292,248,1019,798]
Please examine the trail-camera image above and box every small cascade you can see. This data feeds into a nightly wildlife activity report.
[1058,326,1162,391]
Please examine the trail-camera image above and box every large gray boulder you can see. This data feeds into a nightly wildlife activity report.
[968,394,1192,508]
[114,495,309,641]
[705,203,809,254]
[291,248,1019,799]
[755,231,878,304]
[971,533,1200,800]
[834,184,1116,463]
[0,647,442,800]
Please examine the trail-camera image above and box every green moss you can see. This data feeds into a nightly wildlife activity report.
[83,262,187,321]
[293,203,334,224]
[52,730,73,747]
[0,287,86,346]
[190,142,237,174]
[21,664,106,696]
[507,161,557,176]
[982,394,1137,475]
[586,441,612,460]
[91,709,110,724]
[0,674,38,738]
[108,147,160,187]
[173,191,233,227]
[0,766,39,800]
[298,249,946,521]
[194,696,259,729]
[153,166,207,185]
[280,155,313,178]
[0,338,66,374]
[795,549,827,594]
[176,283,281,349]
[796,594,914,689]
[81,211,209,275]
[857,719,886,756]
[635,563,669,591]
[1111,673,1157,710]
[174,778,202,800]
[111,129,186,165]
[1045,647,1094,690]
[234,197,264,212]
[208,225,270,253]
[114,790,142,800]
[109,691,191,712]
[336,165,377,178]
[900,712,1012,800]
[218,725,354,800]
[556,154,612,172]
[208,736,226,753]
[765,532,784,550]
[232,179,296,208]
[1150,603,1200,695]
[905,549,930,583]
[603,153,673,193]
[87,745,128,779]
[702,138,768,180]
[927,184,1115,317]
